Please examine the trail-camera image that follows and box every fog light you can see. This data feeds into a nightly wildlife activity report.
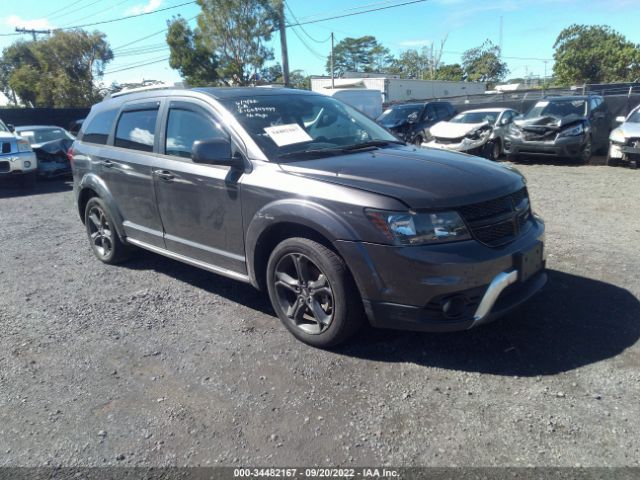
[442,295,468,318]
[24,160,31,168]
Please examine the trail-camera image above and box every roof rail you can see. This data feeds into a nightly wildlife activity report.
[109,82,189,98]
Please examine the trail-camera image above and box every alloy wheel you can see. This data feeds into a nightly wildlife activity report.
[87,205,113,259]
[273,253,334,335]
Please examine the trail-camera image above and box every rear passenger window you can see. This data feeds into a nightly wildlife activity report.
[165,108,227,159]
[82,109,117,145]
[114,109,158,152]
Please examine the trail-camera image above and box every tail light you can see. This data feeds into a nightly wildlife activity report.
[67,147,74,168]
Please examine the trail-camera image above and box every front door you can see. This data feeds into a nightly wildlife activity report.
[152,100,246,274]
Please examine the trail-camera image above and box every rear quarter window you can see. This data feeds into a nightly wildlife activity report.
[82,109,118,145]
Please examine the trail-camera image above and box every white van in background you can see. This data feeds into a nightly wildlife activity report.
[317,88,383,119]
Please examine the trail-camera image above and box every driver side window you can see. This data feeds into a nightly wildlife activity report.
[165,108,227,159]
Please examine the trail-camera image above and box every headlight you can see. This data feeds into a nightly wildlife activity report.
[609,129,626,144]
[17,139,32,152]
[466,129,491,141]
[558,123,584,137]
[507,124,521,136]
[366,209,471,245]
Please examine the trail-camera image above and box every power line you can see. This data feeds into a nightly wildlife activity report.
[285,0,430,27]
[284,1,330,44]
[50,0,102,21]
[112,15,198,51]
[60,0,132,27]
[43,0,88,18]
[295,0,406,23]
[103,57,170,75]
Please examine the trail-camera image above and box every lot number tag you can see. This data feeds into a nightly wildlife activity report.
[264,123,312,147]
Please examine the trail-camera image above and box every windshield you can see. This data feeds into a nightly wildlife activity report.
[377,105,423,126]
[450,111,499,125]
[17,128,74,145]
[525,99,587,119]
[627,109,640,123]
[221,94,399,160]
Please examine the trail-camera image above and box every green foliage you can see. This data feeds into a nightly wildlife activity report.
[166,16,219,86]
[552,24,640,85]
[167,0,275,86]
[326,36,392,76]
[435,63,465,81]
[259,63,309,89]
[0,30,112,107]
[387,48,431,79]
[462,40,508,84]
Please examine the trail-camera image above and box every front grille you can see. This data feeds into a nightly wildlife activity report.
[522,128,556,142]
[1,142,11,154]
[457,188,531,247]
[626,137,640,147]
[434,136,463,145]
[0,161,10,173]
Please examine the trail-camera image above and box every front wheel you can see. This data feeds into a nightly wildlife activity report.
[579,136,593,163]
[413,135,424,147]
[484,140,501,161]
[266,238,364,348]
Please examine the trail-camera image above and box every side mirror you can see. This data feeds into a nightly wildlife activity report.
[7,123,15,132]
[192,138,238,167]
[615,116,626,123]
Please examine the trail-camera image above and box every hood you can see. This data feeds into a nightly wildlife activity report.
[32,138,73,162]
[0,131,16,140]
[515,114,585,130]
[430,121,488,139]
[279,146,525,209]
[614,122,640,139]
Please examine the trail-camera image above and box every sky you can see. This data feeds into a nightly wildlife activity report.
[0,0,639,90]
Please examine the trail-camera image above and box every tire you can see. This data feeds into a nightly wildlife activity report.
[413,135,424,147]
[484,140,501,161]
[84,197,131,264]
[579,136,593,164]
[20,171,37,188]
[266,237,364,348]
[606,152,620,167]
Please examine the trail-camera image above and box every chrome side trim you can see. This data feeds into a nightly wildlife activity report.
[127,237,251,284]
[470,270,518,328]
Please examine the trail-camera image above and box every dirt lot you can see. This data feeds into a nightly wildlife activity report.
[0,158,639,468]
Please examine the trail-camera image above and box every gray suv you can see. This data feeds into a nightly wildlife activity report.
[71,86,547,347]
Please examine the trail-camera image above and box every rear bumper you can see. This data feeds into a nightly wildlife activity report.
[335,218,546,332]
[504,134,585,158]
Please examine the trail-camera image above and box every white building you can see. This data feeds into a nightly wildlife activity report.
[310,75,485,104]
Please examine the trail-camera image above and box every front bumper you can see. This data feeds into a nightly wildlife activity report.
[425,137,488,155]
[609,142,640,162]
[0,152,38,176]
[504,134,585,158]
[335,218,546,332]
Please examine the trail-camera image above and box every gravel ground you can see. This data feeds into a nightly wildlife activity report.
[0,158,639,468]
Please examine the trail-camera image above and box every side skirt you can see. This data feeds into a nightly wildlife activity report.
[127,237,252,284]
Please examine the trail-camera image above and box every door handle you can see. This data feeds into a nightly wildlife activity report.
[154,169,175,181]
[100,160,114,168]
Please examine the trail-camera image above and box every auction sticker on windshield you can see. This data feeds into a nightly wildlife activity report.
[535,101,549,108]
[264,124,312,147]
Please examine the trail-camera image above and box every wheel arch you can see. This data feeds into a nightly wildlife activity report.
[245,200,360,291]
[76,173,126,239]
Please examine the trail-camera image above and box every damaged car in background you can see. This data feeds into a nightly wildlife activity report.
[15,125,75,178]
[607,104,640,168]
[426,108,519,160]
[503,95,611,163]
[377,101,456,145]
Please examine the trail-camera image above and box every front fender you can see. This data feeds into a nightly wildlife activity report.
[245,199,361,287]
[77,173,126,240]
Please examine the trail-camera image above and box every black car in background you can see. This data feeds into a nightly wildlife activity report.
[377,101,456,145]
[503,95,611,162]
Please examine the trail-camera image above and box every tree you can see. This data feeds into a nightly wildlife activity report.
[553,25,640,85]
[462,40,508,84]
[387,48,430,79]
[166,16,219,86]
[435,63,465,81]
[166,0,275,86]
[326,36,391,76]
[0,29,112,107]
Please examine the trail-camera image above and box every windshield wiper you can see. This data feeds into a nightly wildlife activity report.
[278,147,346,160]
[341,139,405,151]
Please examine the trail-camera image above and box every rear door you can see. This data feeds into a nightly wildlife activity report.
[100,100,165,247]
[152,99,246,274]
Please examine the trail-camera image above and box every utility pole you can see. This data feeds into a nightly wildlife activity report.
[330,32,335,88]
[15,27,51,41]
[277,1,290,87]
